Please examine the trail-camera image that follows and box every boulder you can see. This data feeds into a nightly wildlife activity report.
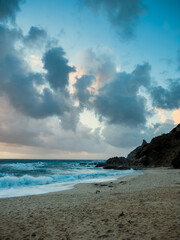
[96,156,133,170]
[106,156,128,165]
[96,162,106,167]
[103,164,120,169]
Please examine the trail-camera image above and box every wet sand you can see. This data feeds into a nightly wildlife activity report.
[0,168,179,240]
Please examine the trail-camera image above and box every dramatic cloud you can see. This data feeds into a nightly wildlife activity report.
[0,0,25,22]
[93,63,151,127]
[0,24,22,57]
[0,24,78,130]
[151,78,180,110]
[78,48,116,86]
[24,26,47,47]
[0,97,105,154]
[73,75,95,109]
[79,0,145,39]
[43,47,76,90]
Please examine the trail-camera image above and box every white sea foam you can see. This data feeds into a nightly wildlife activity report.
[3,162,45,170]
[0,169,135,189]
[0,175,129,198]
[0,169,140,198]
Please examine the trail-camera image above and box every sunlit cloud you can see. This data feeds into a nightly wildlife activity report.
[172,109,180,124]
[69,67,85,94]
[30,54,43,68]
[116,66,121,72]
[155,108,166,123]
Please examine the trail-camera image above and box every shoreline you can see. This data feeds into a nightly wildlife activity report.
[0,168,139,199]
[0,168,179,239]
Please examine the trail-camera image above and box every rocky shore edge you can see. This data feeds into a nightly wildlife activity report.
[96,124,180,170]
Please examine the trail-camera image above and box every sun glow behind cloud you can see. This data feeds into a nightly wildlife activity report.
[30,55,43,69]
[155,108,166,123]
[80,109,102,131]
[172,109,180,124]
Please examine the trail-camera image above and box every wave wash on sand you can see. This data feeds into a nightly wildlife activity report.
[0,160,141,198]
[0,168,179,240]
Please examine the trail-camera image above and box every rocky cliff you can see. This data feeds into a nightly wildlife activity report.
[127,139,147,161]
[97,124,180,169]
[133,124,180,168]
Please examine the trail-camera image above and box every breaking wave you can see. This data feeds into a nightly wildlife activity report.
[0,169,135,189]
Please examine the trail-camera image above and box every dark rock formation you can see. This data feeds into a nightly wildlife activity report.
[96,124,180,170]
[96,156,133,170]
[127,140,147,161]
[96,162,106,167]
[103,164,131,170]
[171,151,180,168]
[101,140,148,170]
[106,156,128,165]
[133,124,180,168]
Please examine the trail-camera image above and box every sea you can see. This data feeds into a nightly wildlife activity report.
[0,159,140,198]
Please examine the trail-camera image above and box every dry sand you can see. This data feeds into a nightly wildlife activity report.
[0,168,179,240]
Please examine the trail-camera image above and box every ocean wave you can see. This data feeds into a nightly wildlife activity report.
[3,162,45,170]
[0,169,135,189]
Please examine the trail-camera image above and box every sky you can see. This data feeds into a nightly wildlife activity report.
[0,0,180,159]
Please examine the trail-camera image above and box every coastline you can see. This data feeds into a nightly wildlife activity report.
[0,167,138,198]
[0,168,179,239]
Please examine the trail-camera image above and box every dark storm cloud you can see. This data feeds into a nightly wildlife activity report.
[94,85,147,126]
[0,25,78,126]
[73,75,95,108]
[79,0,146,39]
[24,26,47,47]
[151,78,180,110]
[93,63,151,127]
[0,0,25,22]
[72,62,151,127]
[0,54,65,118]
[43,47,76,90]
[153,49,180,110]
[0,24,22,57]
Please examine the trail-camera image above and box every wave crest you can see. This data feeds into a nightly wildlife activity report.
[0,169,135,189]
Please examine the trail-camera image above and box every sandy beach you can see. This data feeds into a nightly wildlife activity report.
[0,168,179,240]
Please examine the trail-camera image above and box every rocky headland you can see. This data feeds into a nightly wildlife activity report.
[96,124,180,169]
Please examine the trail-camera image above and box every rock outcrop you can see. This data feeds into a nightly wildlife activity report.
[106,156,128,165]
[133,124,180,168]
[96,156,131,169]
[104,157,131,170]
[96,156,140,170]
[96,124,180,170]
[127,140,147,161]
